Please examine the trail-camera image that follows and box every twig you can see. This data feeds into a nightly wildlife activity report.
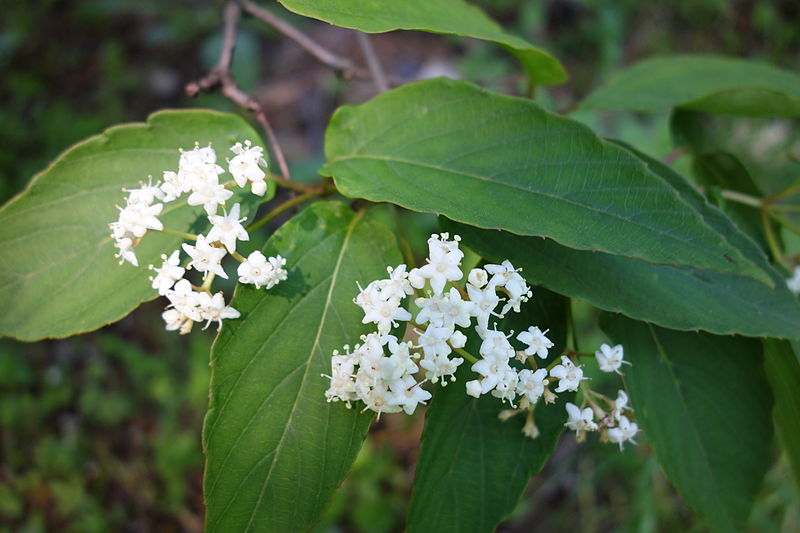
[355,32,388,93]
[239,0,355,73]
[247,190,320,231]
[185,1,292,182]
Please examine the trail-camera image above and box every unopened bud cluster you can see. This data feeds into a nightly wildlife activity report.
[324,233,639,449]
[109,141,287,334]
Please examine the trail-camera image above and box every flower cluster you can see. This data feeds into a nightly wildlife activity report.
[109,141,287,334]
[324,233,640,450]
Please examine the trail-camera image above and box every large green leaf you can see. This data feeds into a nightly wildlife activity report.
[408,288,569,533]
[601,315,773,533]
[0,110,272,341]
[322,78,773,285]
[203,202,402,533]
[763,339,800,491]
[582,55,800,117]
[277,0,565,85]
[447,218,800,338]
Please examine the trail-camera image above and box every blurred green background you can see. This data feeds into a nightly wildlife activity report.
[1,1,799,531]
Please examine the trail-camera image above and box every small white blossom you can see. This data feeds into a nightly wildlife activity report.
[182,234,228,279]
[411,233,464,295]
[485,260,532,315]
[465,379,482,398]
[196,291,240,330]
[517,326,554,359]
[237,252,288,289]
[549,355,588,393]
[162,308,195,335]
[595,343,627,374]
[165,279,203,322]
[515,368,549,405]
[149,250,185,295]
[467,268,488,288]
[229,140,267,189]
[207,203,249,253]
[187,175,233,215]
[448,330,467,349]
[607,415,639,450]
[611,389,630,422]
[564,402,598,441]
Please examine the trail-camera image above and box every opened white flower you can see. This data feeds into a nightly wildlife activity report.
[207,203,249,253]
[517,326,554,359]
[150,250,185,295]
[182,234,228,279]
[607,415,639,450]
[196,291,240,330]
[595,343,627,374]
[229,140,267,189]
[515,368,549,404]
[564,402,598,441]
[187,175,233,215]
[549,355,588,393]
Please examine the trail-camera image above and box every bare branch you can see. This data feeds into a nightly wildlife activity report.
[239,0,355,73]
[186,0,292,182]
[355,32,388,93]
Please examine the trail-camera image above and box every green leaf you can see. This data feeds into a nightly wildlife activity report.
[582,55,800,117]
[0,109,272,341]
[277,0,565,85]
[322,78,773,285]
[408,288,569,533]
[203,201,402,533]
[763,339,800,492]
[601,315,773,533]
[447,218,800,339]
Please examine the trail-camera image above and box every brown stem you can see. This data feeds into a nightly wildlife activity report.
[239,0,355,73]
[355,32,388,93]
[186,1,292,184]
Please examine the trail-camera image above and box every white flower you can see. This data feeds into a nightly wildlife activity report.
[387,375,431,415]
[112,234,138,266]
[229,141,267,190]
[160,170,185,202]
[162,308,195,335]
[611,389,630,421]
[117,201,164,238]
[467,268,488,288]
[595,343,627,374]
[237,251,288,289]
[467,283,500,333]
[478,328,515,360]
[416,326,453,359]
[517,326,554,359]
[182,234,228,279]
[149,250,185,295]
[125,177,165,205]
[564,402,598,441]
[187,175,233,215]
[549,355,588,393]
[515,368,549,404]
[419,353,463,383]
[413,233,464,295]
[165,279,203,322]
[471,357,514,394]
[196,291,240,330]
[485,260,531,315]
[207,203,249,253]
[787,266,800,294]
[606,415,639,450]
[439,287,474,329]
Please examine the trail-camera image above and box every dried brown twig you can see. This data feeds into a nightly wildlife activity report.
[185,1,292,181]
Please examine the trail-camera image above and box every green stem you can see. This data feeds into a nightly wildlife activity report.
[268,172,323,194]
[454,347,479,364]
[200,271,216,292]
[157,228,198,241]
[719,189,763,209]
[247,191,318,231]
[762,210,790,272]
[231,251,247,262]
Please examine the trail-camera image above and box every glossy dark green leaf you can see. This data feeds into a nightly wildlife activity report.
[763,339,800,491]
[0,110,272,341]
[277,0,565,85]
[203,202,402,533]
[601,315,773,533]
[582,55,800,117]
[447,218,800,339]
[408,288,569,533]
[322,78,775,286]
